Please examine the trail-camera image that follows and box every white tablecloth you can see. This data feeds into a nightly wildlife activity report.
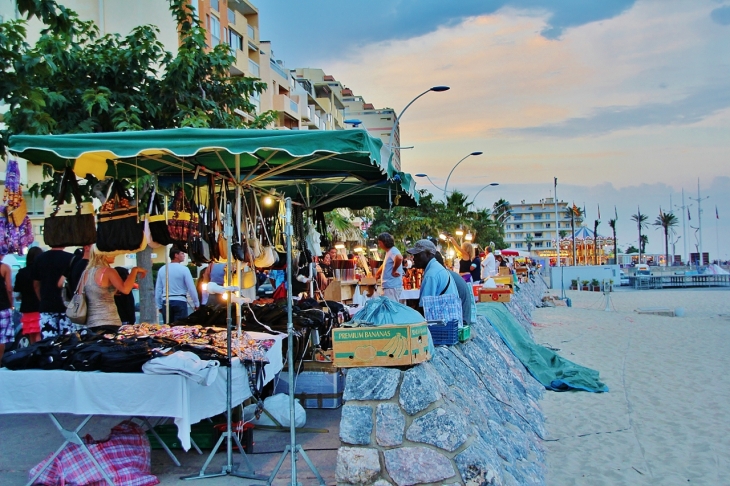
[399,289,421,300]
[0,332,283,451]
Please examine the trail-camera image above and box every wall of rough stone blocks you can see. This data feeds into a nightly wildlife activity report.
[336,278,548,486]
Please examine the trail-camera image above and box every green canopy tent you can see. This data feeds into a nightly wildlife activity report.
[8,127,418,208]
[8,127,418,484]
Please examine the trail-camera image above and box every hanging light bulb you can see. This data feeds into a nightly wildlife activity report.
[335,241,345,249]
[447,249,455,258]
[202,283,208,292]
[263,196,274,206]
[465,232,473,241]
[439,232,447,241]
[222,292,228,301]
[353,247,364,253]
[455,227,464,237]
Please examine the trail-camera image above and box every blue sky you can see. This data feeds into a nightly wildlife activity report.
[259,0,730,259]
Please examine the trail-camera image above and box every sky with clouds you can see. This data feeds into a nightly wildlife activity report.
[259,0,730,259]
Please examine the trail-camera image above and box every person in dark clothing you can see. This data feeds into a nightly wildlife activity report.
[32,247,74,338]
[65,245,90,296]
[114,267,137,324]
[0,250,14,362]
[13,246,43,344]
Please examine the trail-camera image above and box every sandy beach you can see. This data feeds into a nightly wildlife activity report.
[534,287,730,485]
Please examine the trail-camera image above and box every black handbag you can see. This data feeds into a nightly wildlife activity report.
[146,188,173,247]
[96,180,145,252]
[43,168,97,247]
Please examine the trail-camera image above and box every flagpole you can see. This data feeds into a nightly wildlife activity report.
[716,206,720,265]
[554,177,560,269]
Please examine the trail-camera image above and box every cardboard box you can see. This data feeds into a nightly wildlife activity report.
[274,361,346,409]
[498,267,511,276]
[493,276,513,286]
[479,288,512,303]
[359,276,377,285]
[332,323,431,368]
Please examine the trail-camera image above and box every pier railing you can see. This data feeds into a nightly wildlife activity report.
[630,274,730,289]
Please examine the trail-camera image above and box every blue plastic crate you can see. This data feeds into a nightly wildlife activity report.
[427,320,459,346]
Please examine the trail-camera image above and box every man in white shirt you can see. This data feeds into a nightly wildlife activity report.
[481,246,497,280]
[155,247,200,323]
[375,232,404,301]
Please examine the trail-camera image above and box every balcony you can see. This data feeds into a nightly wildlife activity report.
[247,24,256,41]
[270,60,288,80]
[274,93,299,119]
[248,59,260,78]
[313,114,321,128]
[301,105,312,121]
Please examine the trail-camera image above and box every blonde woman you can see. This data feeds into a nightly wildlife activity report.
[449,238,481,283]
[82,246,146,328]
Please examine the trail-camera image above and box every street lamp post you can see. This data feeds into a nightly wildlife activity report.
[469,183,500,205]
[443,152,483,195]
[386,86,450,169]
[415,173,445,192]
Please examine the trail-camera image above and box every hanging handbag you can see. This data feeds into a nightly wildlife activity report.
[203,175,221,262]
[188,184,211,264]
[44,167,97,247]
[168,186,198,249]
[66,269,89,325]
[253,193,278,268]
[96,180,145,253]
[3,158,28,227]
[216,180,228,261]
[241,264,256,289]
[144,187,173,248]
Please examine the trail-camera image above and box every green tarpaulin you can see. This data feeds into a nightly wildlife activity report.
[477,302,608,392]
[8,127,418,210]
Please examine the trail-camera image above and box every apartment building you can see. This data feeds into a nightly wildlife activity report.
[257,42,302,129]
[292,68,346,131]
[341,92,400,171]
[503,199,571,257]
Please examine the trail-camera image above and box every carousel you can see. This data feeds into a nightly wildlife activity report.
[558,226,616,266]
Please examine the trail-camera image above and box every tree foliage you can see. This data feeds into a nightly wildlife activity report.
[631,210,649,261]
[654,211,678,266]
[1,0,276,153]
[369,190,506,251]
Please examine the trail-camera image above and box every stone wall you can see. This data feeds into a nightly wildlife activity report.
[336,280,547,486]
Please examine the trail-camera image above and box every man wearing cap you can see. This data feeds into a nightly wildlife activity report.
[407,239,458,309]
[155,247,199,324]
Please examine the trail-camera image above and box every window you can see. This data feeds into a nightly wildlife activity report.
[513,214,522,220]
[228,29,243,50]
[546,241,552,248]
[227,7,235,24]
[535,242,543,248]
[535,232,543,238]
[534,214,542,220]
[515,243,524,248]
[210,0,219,11]
[514,224,522,230]
[24,192,44,215]
[545,223,551,228]
[209,15,221,46]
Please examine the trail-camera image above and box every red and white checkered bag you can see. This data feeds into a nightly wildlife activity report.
[30,420,159,486]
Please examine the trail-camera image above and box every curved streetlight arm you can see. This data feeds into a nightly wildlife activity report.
[469,183,500,205]
[423,175,445,192]
[386,86,449,168]
[443,154,472,195]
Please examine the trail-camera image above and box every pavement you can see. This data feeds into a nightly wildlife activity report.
[0,408,341,486]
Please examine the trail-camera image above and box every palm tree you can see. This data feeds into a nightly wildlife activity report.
[608,218,617,264]
[564,206,583,265]
[593,219,600,265]
[639,234,648,254]
[631,210,648,262]
[525,234,534,252]
[654,211,679,267]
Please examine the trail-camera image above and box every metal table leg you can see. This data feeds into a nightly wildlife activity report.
[26,414,115,486]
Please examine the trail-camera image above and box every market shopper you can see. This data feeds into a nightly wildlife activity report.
[114,267,137,325]
[83,246,145,328]
[407,239,458,310]
[201,262,226,306]
[481,246,497,280]
[450,239,480,282]
[155,247,199,324]
[13,246,43,344]
[435,252,476,325]
[375,232,404,301]
[316,252,334,291]
[32,246,74,338]
[0,250,14,362]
